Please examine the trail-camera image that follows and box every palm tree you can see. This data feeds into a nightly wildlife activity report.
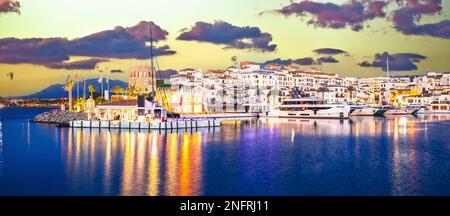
[126,85,139,98]
[111,85,124,96]
[64,81,75,112]
[317,86,329,100]
[88,85,95,98]
[73,98,86,112]
[347,85,356,102]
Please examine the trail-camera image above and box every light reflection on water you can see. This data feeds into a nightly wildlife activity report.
[1,107,450,195]
[58,114,450,195]
[62,128,205,196]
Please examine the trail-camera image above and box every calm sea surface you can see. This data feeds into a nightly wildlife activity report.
[0,107,449,195]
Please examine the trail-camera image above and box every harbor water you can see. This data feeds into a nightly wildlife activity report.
[0,107,449,195]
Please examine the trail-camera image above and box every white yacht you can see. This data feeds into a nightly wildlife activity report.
[382,106,419,115]
[349,104,387,116]
[265,98,350,119]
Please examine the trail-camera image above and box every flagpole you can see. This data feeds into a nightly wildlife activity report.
[77,80,79,99]
[107,76,110,96]
[101,77,104,98]
[83,80,86,99]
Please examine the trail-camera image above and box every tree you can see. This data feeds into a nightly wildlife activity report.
[317,86,329,101]
[95,96,106,105]
[347,85,356,102]
[88,85,95,98]
[73,98,86,112]
[126,85,139,98]
[64,81,75,112]
[111,85,124,95]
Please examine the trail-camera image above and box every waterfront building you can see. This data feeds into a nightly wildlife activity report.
[94,96,164,121]
[163,62,450,113]
[128,66,155,94]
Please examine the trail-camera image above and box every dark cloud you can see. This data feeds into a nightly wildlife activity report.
[262,58,295,66]
[177,21,277,52]
[359,52,426,71]
[273,0,388,31]
[0,37,70,64]
[317,56,339,63]
[313,48,347,55]
[393,0,449,39]
[293,57,316,65]
[45,58,108,70]
[262,56,336,66]
[0,0,20,14]
[124,21,168,42]
[0,21,175,68]
[68,21,174,58]
[110,69,124,73]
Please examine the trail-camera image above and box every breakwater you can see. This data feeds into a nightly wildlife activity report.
[32,109,87,124]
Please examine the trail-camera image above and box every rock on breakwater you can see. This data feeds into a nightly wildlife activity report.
[32,109,87,124]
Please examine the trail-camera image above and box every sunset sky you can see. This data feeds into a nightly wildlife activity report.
[0,0,449,97]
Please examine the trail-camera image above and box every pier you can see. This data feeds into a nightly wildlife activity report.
[180,113,258,119]
[69,119,221,130]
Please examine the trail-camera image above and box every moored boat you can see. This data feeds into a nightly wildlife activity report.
[382,106,419,115]
[349,105,386,116]
[264,98,350,119]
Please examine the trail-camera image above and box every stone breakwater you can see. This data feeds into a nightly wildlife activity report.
[32,109,87,124]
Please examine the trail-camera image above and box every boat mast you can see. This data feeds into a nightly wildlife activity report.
[149,27,155,102]
[386,55,390,105]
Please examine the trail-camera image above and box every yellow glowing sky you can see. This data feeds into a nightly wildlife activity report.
[0,0,449,97]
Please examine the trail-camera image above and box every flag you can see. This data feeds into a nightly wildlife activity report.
[97,76,103,83]
[66,74,70,82]
[106,77,109,84]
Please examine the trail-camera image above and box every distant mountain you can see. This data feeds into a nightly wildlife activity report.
[157,69,178,79]
[22,79,128,99]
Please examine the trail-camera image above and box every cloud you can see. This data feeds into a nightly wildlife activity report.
[0,21,175,68]
[110,69,124,73]
[317,56,339,63]
[177,21,277,52]
[293,57,316,65]
[313,48,347,55]
[0,0,20,14]
[124,21,168,42]
[273,0,388,31]
[0,37,70,64]
[262,56,338,66]
[359,52,426,71]
[392,0,450,39]
[45,58,108,70]
[68,21,175,58]
[262,58,295,66]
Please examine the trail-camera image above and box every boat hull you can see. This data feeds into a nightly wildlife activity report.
[265,106,350,119]
[384,109,419,115]
[350,108,386,116]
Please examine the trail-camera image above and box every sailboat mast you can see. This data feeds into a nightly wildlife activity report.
[149,27,155,101]
[385,55,390,105]
[386,56,389,78]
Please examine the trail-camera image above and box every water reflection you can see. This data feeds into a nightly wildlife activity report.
[64,128,208,195]
[60,115,450,195]
[0,119,3,177]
